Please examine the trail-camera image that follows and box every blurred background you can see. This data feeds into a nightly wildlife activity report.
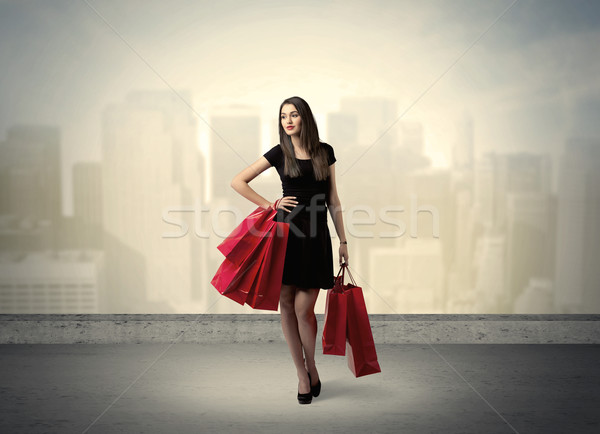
[1,0,599,314]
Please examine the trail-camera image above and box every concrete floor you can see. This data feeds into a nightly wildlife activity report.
[0,343,599,434]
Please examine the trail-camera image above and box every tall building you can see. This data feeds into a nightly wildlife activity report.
[446,172,477,312]
[494,152,552,230]
[101,90,204,313]
[554,138,600,313]
[473,231,506,312]
[0,125,62,228]
[208,106,261,201]
[506,192,553,306]
[70,162,103,249]
[473,153,496,228]
[473,151,553,312]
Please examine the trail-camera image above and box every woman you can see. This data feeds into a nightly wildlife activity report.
[230,96,349,404]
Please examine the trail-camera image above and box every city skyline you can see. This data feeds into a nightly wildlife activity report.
[1,0,599,314]
[2,90,599,315]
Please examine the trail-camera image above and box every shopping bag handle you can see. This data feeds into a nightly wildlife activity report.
[271,198,282,211]
[333,262,357,291]
[344,263,357,286]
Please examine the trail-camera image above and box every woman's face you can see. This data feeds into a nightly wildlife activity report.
[281,103,302,136]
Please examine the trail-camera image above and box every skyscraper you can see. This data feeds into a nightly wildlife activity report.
[0,125,62,224]
[554,138,600,313]
[208,106,261,201]
[101,90,203,312]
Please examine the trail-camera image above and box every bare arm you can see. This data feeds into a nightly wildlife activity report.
[230,156,274,210]
[326,163,349,265]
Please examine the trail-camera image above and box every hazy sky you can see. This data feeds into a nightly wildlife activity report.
[1,0,599,214]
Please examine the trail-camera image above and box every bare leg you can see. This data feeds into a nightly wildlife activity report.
[294,288,320,386]
[279,284,310,394]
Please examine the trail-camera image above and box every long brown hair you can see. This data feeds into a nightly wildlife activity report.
[278,96,329,181]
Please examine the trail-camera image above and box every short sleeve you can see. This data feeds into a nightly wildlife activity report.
[263,144,283,167]
[325,143,336,166]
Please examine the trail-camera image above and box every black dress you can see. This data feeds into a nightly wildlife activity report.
[263,142,336,290]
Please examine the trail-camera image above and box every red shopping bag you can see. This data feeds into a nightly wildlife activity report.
[217,201,280,266]
[344,266,381,377]
[211,199,289,310]
[245,221,289,311]
[211,233,271,305]
[322,266,350,355]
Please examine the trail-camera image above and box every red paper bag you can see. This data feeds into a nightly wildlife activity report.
[211,233,271,305]
[245,221,289,311]
[322,267,349,355]
[344,268,381,377]
[217,205,278,266]
[212,199,289,310]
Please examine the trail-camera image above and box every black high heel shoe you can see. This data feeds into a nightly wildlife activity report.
[297,371,312,405]
[308,371,321,398]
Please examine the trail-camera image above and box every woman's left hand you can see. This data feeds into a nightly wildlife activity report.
[339,243,349,266]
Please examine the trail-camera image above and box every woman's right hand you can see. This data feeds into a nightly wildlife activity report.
[275,196,298,212]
